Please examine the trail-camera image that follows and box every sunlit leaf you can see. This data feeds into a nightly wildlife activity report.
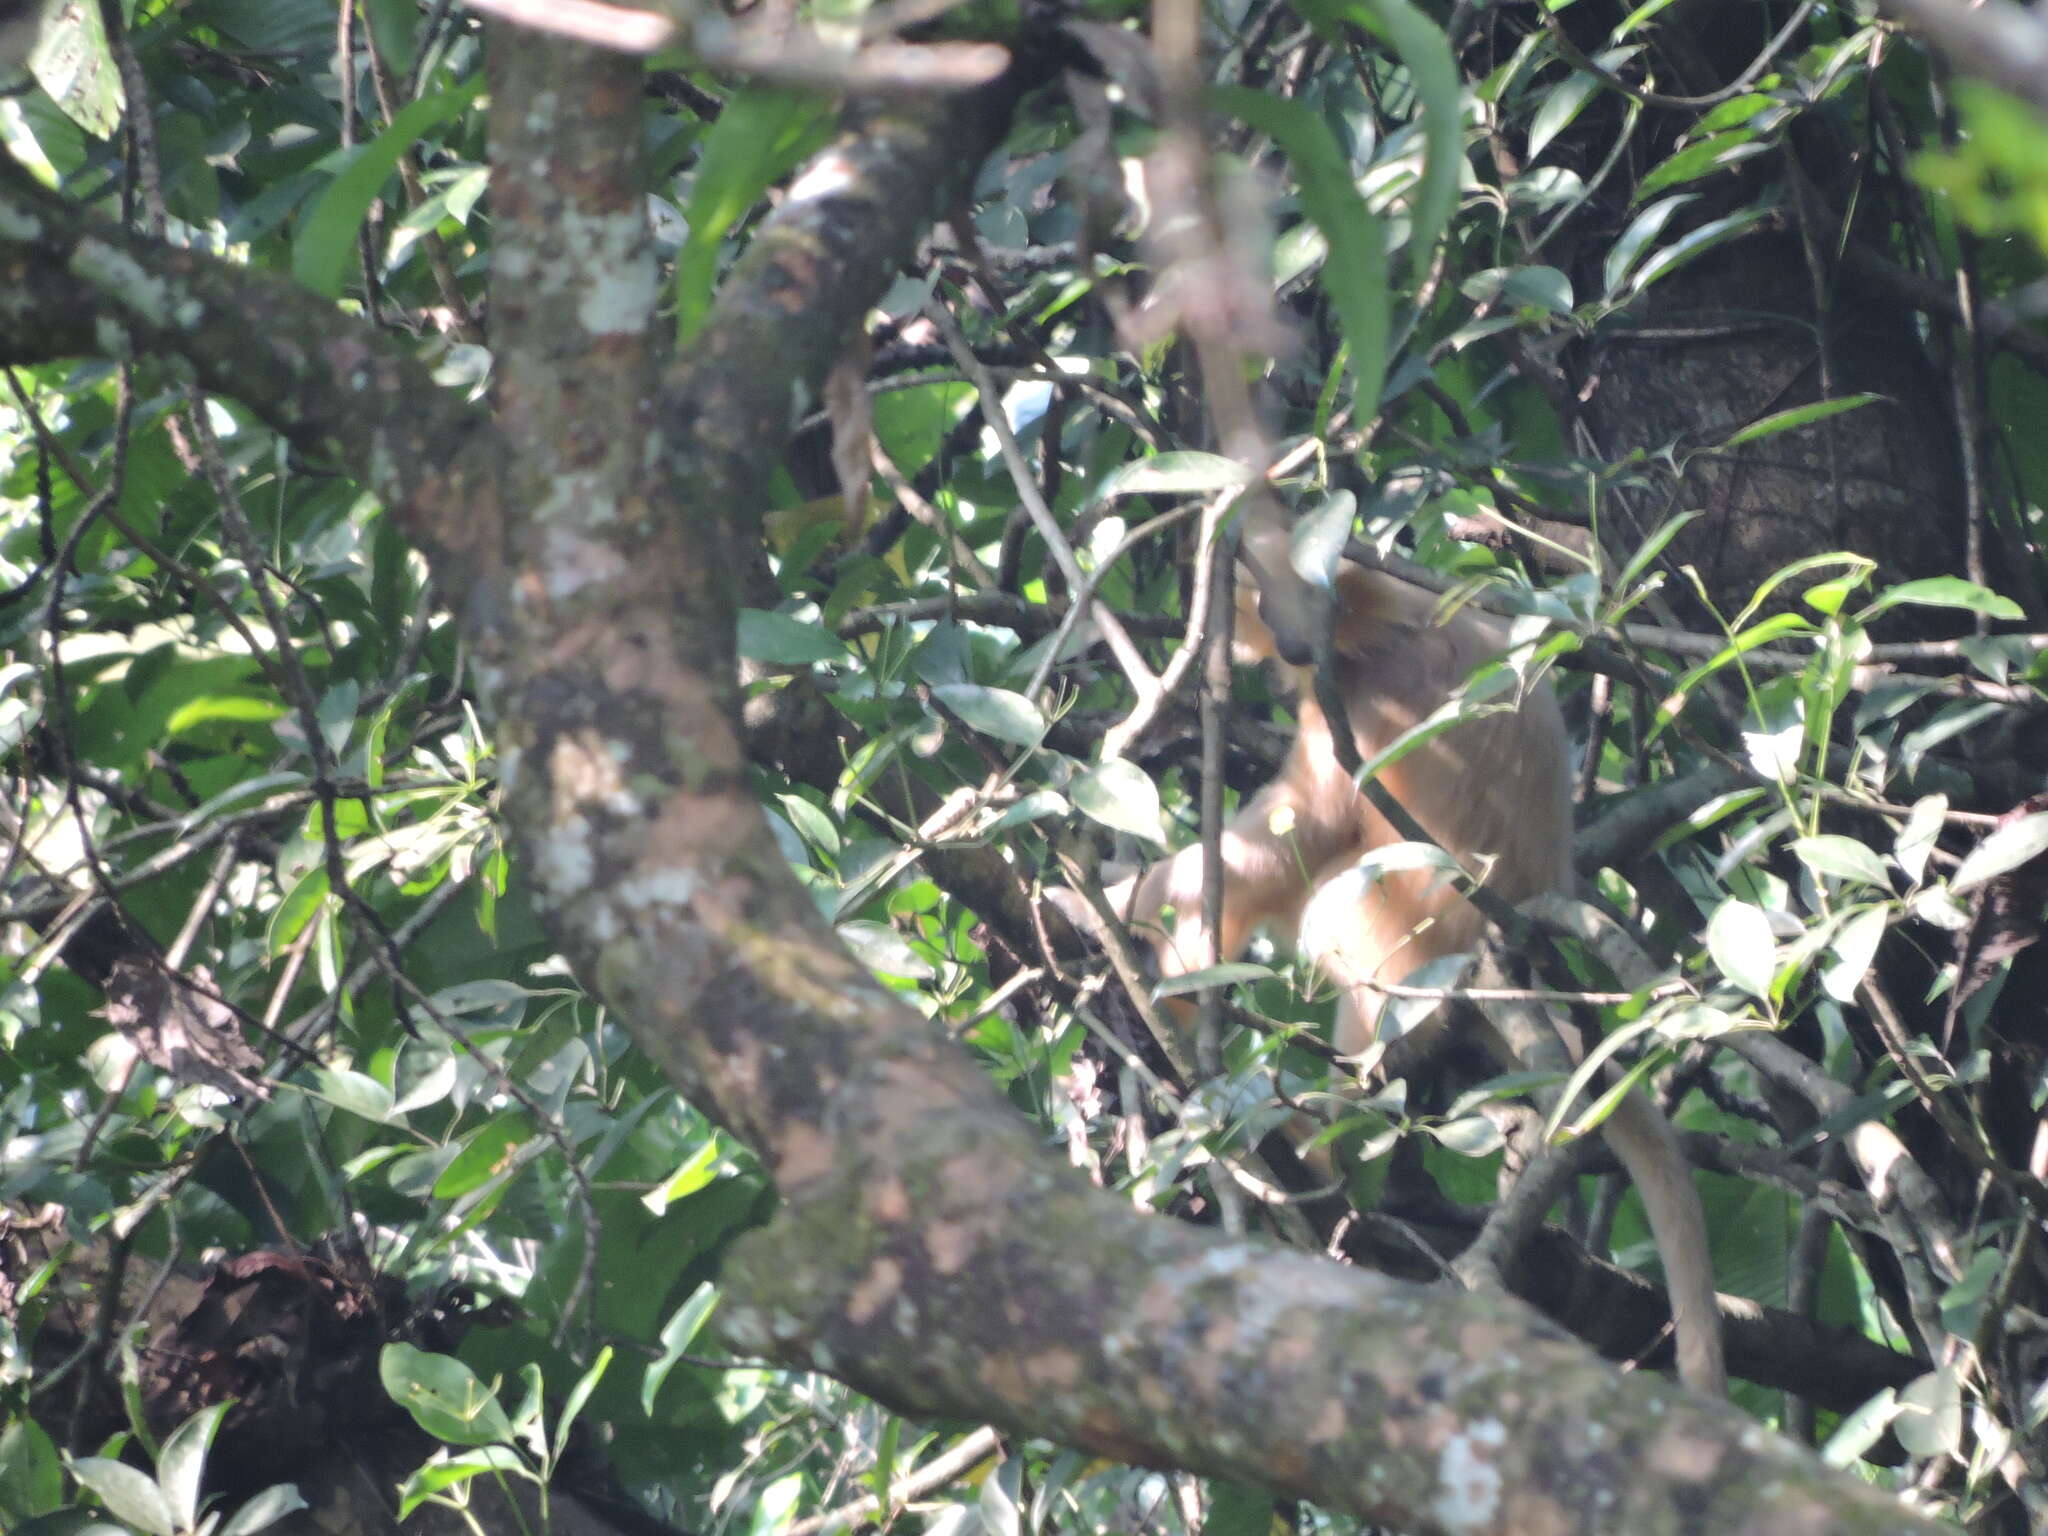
[1952,811,2048,892]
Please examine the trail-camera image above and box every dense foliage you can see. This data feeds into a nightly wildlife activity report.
[3,0,2047,1531]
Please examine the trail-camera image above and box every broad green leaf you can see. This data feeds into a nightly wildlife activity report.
[1070,758,1166,844]
[1462,264,1573,315]
[1211,84,1389,410]
[158,1403,231,1530]
[1611,510,1700,598]
[29,2,122,138]
[838,920,936,980]
[396,1447,529,1519]
[1334,0,1458,276]
[675,89,832,344]
[738,609,848,664]
[293,76,486,297]
[1894,794,1948,884]
[1603,194,1695,297]
[644,1284,720,1414]
[1430,1115,1506,1156]
[267,866,331,956]
[306,1066,393,1123]
[1860,577,2025,622]
[552,1346,613,1467]
[1202,1483,1280,1536]
[1789,835,1890,888]
[219,1483,310,1536]
[381,1343,517,1448]
[1938,1247,2004,1341]
[392,1055,460,1116]
[930,682,1046,746]
[1291,490,1356,586]
[1822,1388,1900,1467]
[988,789,1068,832]
[978,1455,1022,1536]
[777,792,841,857]
[1895,1368,1963,1459]
[748,1473,805,1536]
[1090,450,1250,500]
[1721,393,1882,448]
[433,1113,530,1199]
[1635,130,1769,201]
[643,1138,721,1216]
[1706,898,1775,999]
[0,1419,62,1521]
[1527,63,1604,163]
[1628,206,1770,294]
[1952,811,2048,892]
[68,1458,173,1536]
[164,693,290,734]
[1821,905,1890,1003]
[1153,962,1278,998]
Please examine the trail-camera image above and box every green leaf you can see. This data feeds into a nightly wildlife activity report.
[1821,1388,1900,1467]
[738,609,848,665]
[987,789,1068,832]
[1720,393,1882,448]
[676,89,833,344]
[1635,130,1769,201]
[1895,1367,1963,1459]
[1821,905,1890,1003]
[1859,576,2025,622]
[1611,510,1701,598]
[1706,898,1775,999]
[1090,450,1251,501]
[1789,835,1891,889]
[1894,794,1948,885]
[68,1457,174,1536]
[930,683,1046,746]
[1210,83,1389,411]
[164,693,290,734]
[0,1419,62,1522]
[1070,758,1166,844]
[158,1403,230,1531]
[1527,62,1607,163]
[303,1066,394,1122]
[1342,0,1459,277]
[644,1284,720,1414]
[1603,194,1695,298]
[28,1,123,138]
[1429,1115,1506,1156]
[552,1346,613,1467]
[433,1113,530,1199]
[218,1483,310,1536]
[1952,811,2048,892]
[1626,206,1770,295]
[1153,961,1277,998]
[838,920,936,981]
[293,76,486,298]
[1461,265,1573,315]
[396,1447,530,1519]
[381,1343,517,1448]
[1201,1482,1278,1536]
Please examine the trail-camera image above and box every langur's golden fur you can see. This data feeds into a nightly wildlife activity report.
[1096,560,1727,1396]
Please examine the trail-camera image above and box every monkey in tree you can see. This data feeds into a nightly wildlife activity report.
[1075,528,1727,1397]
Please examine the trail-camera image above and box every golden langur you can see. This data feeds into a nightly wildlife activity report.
[1088,556,1727,1396]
